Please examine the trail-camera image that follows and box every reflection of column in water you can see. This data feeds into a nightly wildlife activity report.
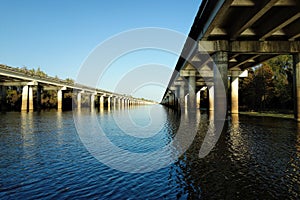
[208,111,214,121]
[296,123,300,153]
[91,104,96,114]
[21,112,34,147]
[100,105,104,116]
[56,110,63,131]
[231,114,239,129]
[196,108,201,124]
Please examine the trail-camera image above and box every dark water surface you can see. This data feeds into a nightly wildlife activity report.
[0,105,299,199]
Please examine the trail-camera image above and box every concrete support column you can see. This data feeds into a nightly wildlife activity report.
[107,96,111,109]
[36,85,42,111]
[175,85,180,110]
[212,51,228,119]
[120,98,123,107]
[21,85,29,111]
[77,92,82,109]
[118,98,121,108]
[99,95,104,109]
[91,94,95,109]
[22,85,33,111]
[57,89,63,110]
[188,75,196,110]
[179,82,185,109]
[231,71,239,114]
[208,86,214,111]
[0,85,7,111]
[0,85,6,111]
[113,97,116,108]
[172,91,176,109]
[28,86,33,111]
[196,90,201,109]
[168,92,173,108]
[294,53,300,121]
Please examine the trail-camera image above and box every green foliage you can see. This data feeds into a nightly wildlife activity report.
[239,55,293,111]
[65,78,74,84]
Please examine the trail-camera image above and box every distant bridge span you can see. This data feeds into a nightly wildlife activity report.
[0,64,150,111]
[162,0,300,120]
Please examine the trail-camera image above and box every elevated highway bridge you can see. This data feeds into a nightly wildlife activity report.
[0,64,149,111]
[162,0,300,120]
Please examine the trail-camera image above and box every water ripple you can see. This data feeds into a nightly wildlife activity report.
[0,110,299,199]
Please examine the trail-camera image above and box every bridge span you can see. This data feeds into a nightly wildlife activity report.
[0,64,151,112]
[162,0,300,120]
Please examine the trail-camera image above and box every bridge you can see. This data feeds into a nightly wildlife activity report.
[0,64,151,112]
[161,0,300,120]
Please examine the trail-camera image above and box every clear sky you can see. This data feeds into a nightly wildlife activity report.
[0,0,201,101]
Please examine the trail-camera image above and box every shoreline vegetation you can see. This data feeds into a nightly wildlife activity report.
[239,111,294,119]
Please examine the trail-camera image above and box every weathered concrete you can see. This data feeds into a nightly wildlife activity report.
[57,89,63,110]
[77,92,82,109]
[231,70,239,114]
[196,90,201,109]
[294,53,300,121]
[90,94,95,109]
[0,85,6,111]
[99,95,104,109]
[213,51,228,118]
[21,85,28,111]
[208,86,214,111]
[188,75,196,110]
[21,85,33,111]
[179,82,186,110]
[28,86,33,111]
[199,41,300,54]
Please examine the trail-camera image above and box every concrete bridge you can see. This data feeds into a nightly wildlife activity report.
[0,64,151,112]
[161,0,300,120]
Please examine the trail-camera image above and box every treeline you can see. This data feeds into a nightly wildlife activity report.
[239,55,293,112]
[2,65,75,84]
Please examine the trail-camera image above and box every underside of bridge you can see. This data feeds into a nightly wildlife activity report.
[162,0,300,120]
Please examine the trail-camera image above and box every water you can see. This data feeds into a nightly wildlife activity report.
[0,105,299,199]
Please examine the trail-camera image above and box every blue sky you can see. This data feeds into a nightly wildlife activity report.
[0,0,201,101]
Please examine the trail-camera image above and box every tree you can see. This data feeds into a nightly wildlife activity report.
[253,63,274,111]
[239,55,293,112]
[267,55,293,109]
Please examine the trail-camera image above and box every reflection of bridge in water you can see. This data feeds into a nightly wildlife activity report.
[0,64,151,112]
[162,0,300,120]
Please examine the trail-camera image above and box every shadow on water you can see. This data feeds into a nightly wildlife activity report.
[168,112,300,199]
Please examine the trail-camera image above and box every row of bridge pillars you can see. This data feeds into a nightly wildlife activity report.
[0,84,143,112]
[164,52,300,121]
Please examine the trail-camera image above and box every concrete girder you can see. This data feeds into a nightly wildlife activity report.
[199,40,300,54]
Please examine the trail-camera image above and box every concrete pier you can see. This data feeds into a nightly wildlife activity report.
[77,92,82,109]
[0,85,6,111]
[21,85,33,112]
[196,90,201,109]
[213,52,228,119]
[179,82,185,110]
[208,86,214,111]
[188,75,196,110]
[294,53,300,121]
[231,70,239,114]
